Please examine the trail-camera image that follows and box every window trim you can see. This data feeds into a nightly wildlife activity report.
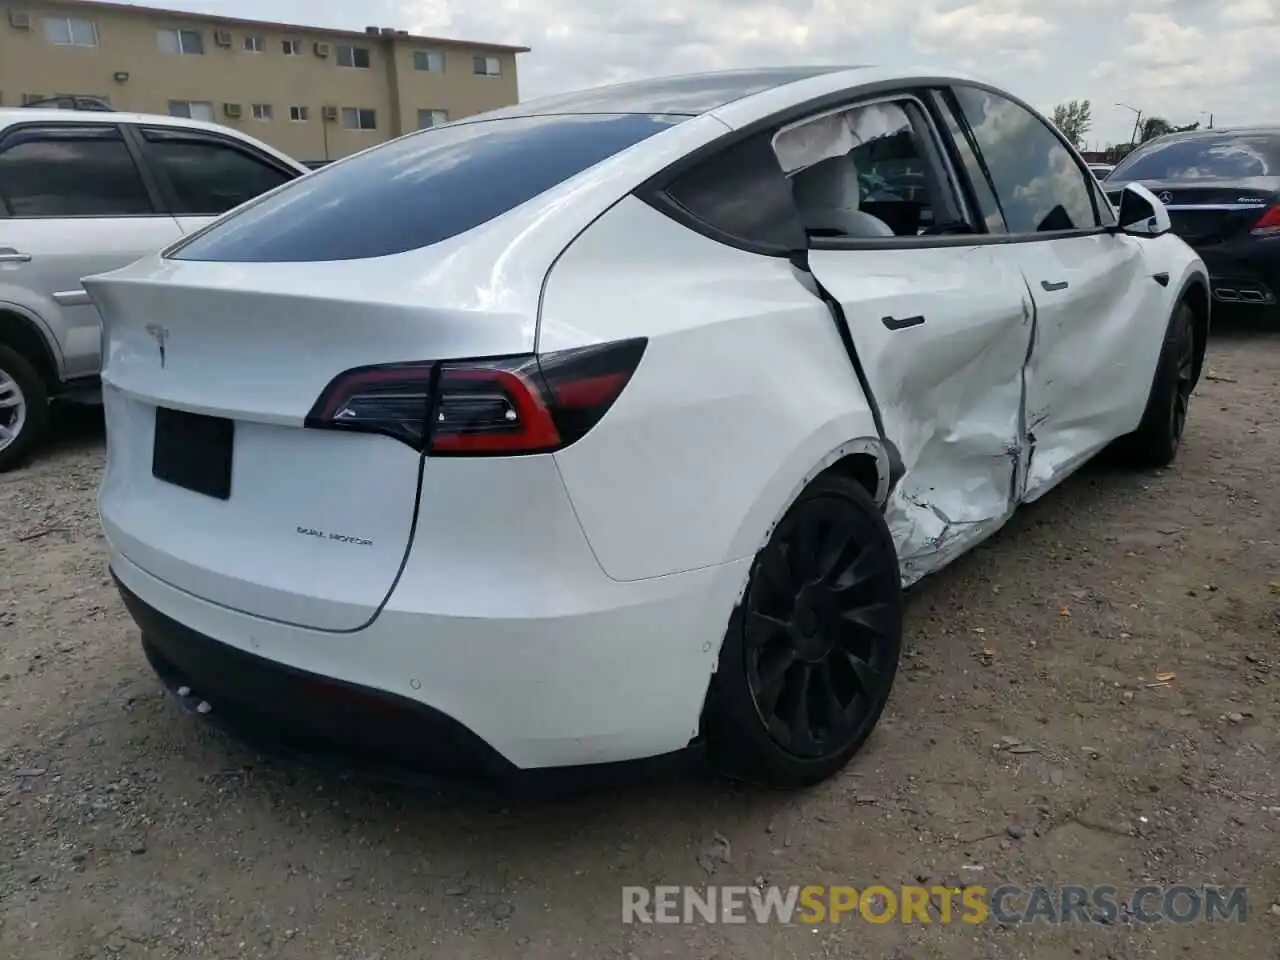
[413,49,445,72]
[250,103,273,122]
[43,15,98,47]
[126,124,302,217]
[281,38,300,55]
[340,107,378,131]
[634,76,1122,257]
[0,121,165,220]
[336,44,371,69]
[159,27,205,55]
[243,34,265,53]
[289,105,309,122]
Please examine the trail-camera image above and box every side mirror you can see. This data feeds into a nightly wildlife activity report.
[1117,182,1172,237]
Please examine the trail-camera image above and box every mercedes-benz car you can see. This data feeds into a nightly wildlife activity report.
[1104,126,1280,312]
[86,67,1209,790]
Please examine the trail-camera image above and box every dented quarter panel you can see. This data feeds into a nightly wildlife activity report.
[806,246,1035,585]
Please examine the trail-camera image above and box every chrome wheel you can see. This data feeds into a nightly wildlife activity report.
[0,368,27,454]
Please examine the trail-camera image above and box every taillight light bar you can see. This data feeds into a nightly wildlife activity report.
[1250,204,1280,238]
[305,338,647,456]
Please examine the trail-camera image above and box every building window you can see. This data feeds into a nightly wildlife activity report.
[243,34,265,53]
[340,107,377,131]
[168,100,215,122]
[289,106,309,122]
[417,109,448,129]
[336,45,371,69]
[158,28,204,55]
[473,55,500,76]
[413,50,445,72]
[251,103,273,121]
[43,16,98,47]
[281,39,300,55]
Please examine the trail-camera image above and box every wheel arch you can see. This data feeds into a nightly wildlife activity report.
[0,304,62,391]
[1178,275,1209,386]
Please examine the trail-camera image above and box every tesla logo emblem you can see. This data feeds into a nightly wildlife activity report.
[144,324,169,368]
[1158,191,1173,204]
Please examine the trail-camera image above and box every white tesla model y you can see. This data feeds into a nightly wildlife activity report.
[88,66,1209,789]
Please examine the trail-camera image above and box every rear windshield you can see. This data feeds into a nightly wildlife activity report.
[170,113,684,262]
[1110,133,1280,181]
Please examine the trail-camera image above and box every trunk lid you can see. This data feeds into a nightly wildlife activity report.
[1106,177,1280,246]
[86,250,535,632]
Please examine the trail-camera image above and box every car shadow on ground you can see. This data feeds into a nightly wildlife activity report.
[42,400,105,457]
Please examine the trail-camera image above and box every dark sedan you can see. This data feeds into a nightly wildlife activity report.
[1105,126,1280,312]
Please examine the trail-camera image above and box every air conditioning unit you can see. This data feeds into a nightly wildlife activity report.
[214,29,232,47]
[223,102,242,119]
[313,41,330,57]
[8,10,32,29]
[322,105,338,122]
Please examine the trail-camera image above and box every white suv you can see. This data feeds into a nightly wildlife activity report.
[0,108,308,470]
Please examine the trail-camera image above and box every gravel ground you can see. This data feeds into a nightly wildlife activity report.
[1,316,1278,960]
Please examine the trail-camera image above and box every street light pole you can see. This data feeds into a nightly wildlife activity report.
[1116,102,1143,144]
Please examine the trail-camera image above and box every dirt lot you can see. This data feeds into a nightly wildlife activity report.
[1,317,1278,960]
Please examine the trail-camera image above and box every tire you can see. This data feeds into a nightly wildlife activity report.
[1114,301,1197,469]
[0,344,50,473]
[705,472,904,788]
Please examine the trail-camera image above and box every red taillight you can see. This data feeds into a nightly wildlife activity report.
[1250,204,1280,237]
[305,338,647,455]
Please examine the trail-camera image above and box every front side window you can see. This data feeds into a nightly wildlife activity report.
[158,28,204,55]
[44,16,98,46]
[1110,133,1280,181]
[336,45,371,68]
[772,99,965,239]
[341,107,377,131]
[0,126,153,217]
[952,85,1097,234]
[141,129,294,216]
[170,112,685,262]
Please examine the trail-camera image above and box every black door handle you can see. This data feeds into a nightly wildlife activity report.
[882,314,926,331]
[1041,280,1069,292]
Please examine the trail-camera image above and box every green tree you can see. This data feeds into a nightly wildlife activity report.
[1051,99,1093,148]
[1139,116,1174,142]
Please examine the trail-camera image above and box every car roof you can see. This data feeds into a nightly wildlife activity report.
[0,107,308,170]
[1149,124,1280,144]
[476,66,866,119]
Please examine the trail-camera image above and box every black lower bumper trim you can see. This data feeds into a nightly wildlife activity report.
[114,573,700,796]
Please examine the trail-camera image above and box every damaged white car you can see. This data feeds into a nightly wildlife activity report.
[88,66,1209,790]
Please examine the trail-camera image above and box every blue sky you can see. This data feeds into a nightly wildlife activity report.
[140,0,1277,148]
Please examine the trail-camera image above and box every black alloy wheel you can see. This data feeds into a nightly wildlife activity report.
[707,473,903,788]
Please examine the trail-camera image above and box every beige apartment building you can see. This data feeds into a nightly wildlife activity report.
[0,0,528,162]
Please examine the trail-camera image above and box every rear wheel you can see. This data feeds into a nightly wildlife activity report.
[706,473,903,788]
[0,345,48,473]
[1114,301,1197,469]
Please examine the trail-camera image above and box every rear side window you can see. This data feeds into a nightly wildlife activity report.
[140,128,295,215]
[0,125,153,217]
[1110,133,1280,180]
[171,113,684,262]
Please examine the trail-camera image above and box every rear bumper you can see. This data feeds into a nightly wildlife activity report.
[110,547,750,778]
[1192,240,1280,307]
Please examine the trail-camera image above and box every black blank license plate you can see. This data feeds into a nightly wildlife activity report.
[152,407,234,500]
